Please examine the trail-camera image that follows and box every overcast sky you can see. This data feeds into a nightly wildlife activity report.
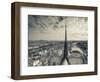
[28,15,88,41]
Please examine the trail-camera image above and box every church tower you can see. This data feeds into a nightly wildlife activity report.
[60,18,70,65]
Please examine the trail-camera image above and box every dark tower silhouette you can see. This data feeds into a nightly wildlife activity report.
[60,18,70,65]
[64,25,70,65]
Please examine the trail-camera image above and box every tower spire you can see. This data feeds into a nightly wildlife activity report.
[60,18,70,65]
[64,21,70,65]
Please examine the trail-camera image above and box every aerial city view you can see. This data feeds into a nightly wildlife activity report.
[28,15,88,66]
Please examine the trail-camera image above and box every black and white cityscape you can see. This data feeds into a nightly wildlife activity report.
[28,15,88,67]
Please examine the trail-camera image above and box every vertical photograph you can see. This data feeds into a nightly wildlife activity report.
[28,15,88,67]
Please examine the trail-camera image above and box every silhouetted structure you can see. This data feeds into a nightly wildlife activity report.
[60,19,70,65]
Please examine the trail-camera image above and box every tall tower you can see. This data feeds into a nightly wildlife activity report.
[64,24,70,65]
[60,18,70,65]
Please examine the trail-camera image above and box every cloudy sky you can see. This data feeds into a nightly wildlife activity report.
[28,15,88,41]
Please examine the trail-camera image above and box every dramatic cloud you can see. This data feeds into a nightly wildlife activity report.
[28,15,88,41]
